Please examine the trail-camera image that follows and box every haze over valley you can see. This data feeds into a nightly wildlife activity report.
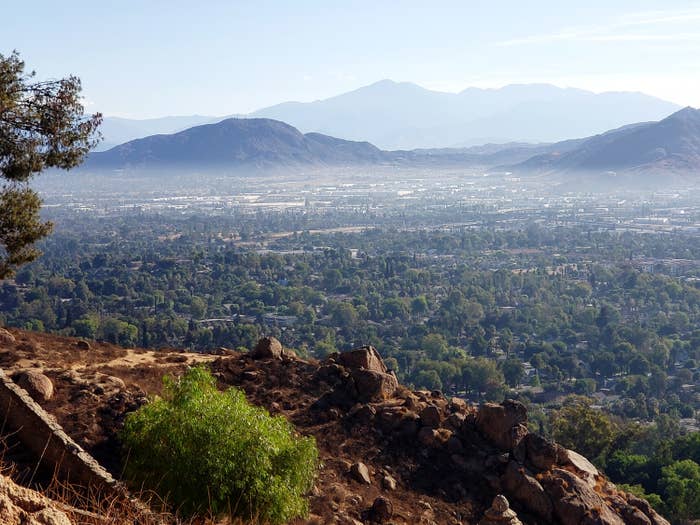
[4,2,700,524]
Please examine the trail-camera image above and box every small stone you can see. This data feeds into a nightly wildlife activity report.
[479,495,523,525]
[349,462,371,485]
[371,496,394,522]
[346,493,363,506]
[242,370,259,381]
[382,474,397,491]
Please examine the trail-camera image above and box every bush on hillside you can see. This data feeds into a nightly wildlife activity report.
[121,367,318,523]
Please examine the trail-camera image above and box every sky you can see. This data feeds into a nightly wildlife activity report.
[4,1,700,118]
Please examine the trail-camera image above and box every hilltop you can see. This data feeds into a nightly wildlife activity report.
[87,118,386,171]
[0,328,670,524]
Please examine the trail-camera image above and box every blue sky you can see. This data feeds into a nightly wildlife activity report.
[5,1,700,117]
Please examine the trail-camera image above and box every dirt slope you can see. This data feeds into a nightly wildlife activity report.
[0,328,671,525]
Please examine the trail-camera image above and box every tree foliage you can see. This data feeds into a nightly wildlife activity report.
[551,396,618,465]
[0,51,101,277]
[659,460,700,522]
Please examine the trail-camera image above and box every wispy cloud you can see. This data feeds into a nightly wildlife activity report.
[497,7,700,46]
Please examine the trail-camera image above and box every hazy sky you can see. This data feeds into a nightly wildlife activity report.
[5,1,700,118]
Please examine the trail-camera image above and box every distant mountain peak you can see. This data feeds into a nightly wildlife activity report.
[663,106,700,122]
[251,81,681,149]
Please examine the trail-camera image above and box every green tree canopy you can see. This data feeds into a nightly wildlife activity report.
[0,51,101,278]
[551,396,618,465]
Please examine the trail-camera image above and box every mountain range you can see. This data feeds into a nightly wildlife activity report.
[87,107,700,181]
[100,81,680,150]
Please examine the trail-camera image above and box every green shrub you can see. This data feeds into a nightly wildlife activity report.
[121,367,318,523]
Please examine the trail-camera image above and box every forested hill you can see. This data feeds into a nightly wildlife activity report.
[86,118,387,170]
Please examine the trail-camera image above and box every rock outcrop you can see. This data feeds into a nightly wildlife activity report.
[0,474,72,525]
[315,345,399,405]
[476,399,528,452]
[306,345,670,525]
[0,329,673,525]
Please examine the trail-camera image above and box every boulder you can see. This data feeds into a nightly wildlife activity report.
[560,448,600,486]
[348,403,376,424]
[450,396,468,411]
[478,495,523,525]
[338,345,388,373]
[419,404,442,428]
[609,495,653,525]
[541,468,625,525]
[524,433,564,471]
[14,371,54,402]
[444,412,467,432]
[377,405,417,432]
[476,400,528,451]
[313,363,346,385]
[349,462,371,485]
[418,427,452,448]
[251,336,283,359]
[626,495,671,525]
[0,328,15,345]
[350,368,398,403]
[501,461,553,521]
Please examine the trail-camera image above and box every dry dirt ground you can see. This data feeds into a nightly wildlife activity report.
[0,328,481,524]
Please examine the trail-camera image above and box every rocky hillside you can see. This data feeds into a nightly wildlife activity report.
[0,328,670,524]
